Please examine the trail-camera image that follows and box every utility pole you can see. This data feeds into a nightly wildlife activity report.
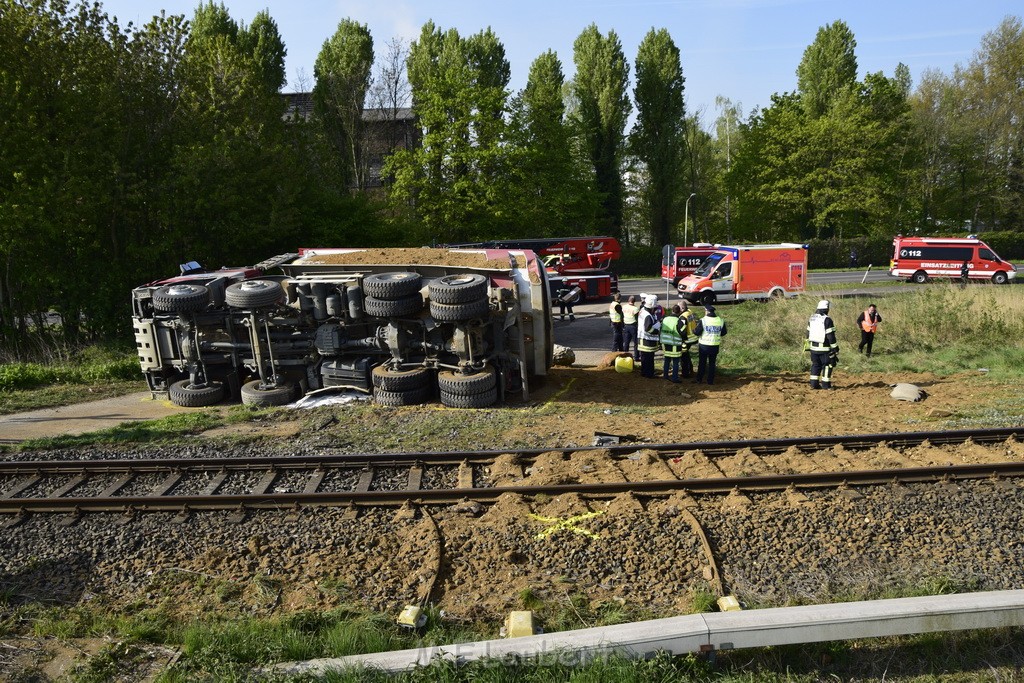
[684,193,696,247]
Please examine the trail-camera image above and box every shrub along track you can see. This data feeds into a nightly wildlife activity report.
[2,427,1023,622]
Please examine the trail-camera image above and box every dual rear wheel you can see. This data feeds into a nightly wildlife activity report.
[372,364,498,408]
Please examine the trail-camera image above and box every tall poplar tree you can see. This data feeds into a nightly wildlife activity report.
[386,22,512,240]
[313,19,373,190]
[571,24,631,239]
[238,10,287,94]
[796,20,857,118]
[630,28,685,247]
[506,50,599,234]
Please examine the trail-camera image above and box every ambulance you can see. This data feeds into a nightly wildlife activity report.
[676,244,808,306]
[889,236,1016,284]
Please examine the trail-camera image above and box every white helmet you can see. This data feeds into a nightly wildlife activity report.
[817,299,830,311]
[644,294,658,308]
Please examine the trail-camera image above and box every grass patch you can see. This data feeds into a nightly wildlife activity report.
[0,379,145,416]
[0,343,143,414]
[713,284,1024,379]
[9,592,1024,681]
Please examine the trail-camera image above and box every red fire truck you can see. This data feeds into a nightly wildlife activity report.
[442,237,621,301]
[661,243,718,287]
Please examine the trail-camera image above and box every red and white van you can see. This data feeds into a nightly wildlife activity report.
[676,243,808,306]
[889,236,1016,284]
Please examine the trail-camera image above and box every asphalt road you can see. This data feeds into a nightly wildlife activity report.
[619,268,891,299]
[555,268,896,365]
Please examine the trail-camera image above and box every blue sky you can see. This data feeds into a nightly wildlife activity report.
[101,0,1020,121]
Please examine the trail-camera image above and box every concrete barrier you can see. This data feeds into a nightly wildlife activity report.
[274,590,1024,676]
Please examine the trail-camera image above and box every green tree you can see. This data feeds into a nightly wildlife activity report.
[174,3,299,266]
[959,16,1024,229]
[313,19,373,190]
[714,96,743,241]
[630,28,686,247]
[238,10,287,94]
[571,24,631,240]
[727,93,811,241]
[796,20,858,118]
[729,21,917,242]
[386,22,512,241]
[505,50,600,235]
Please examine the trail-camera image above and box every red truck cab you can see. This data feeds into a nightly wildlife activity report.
[661,243,717,288]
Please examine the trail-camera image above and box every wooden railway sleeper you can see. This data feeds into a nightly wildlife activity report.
[2,507,28,528]
[58,506,82,527]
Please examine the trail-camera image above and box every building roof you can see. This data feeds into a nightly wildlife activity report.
[282,92,414,123]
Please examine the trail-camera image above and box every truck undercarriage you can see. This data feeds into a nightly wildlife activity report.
[131,248,552,409]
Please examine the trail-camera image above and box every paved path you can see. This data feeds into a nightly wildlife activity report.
[0,392,194,445]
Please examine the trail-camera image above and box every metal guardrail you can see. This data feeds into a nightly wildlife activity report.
[275,590,1024,675]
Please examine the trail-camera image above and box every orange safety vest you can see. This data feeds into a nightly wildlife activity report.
[861,310,878,333]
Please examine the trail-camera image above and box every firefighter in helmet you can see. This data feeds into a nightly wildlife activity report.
[555,278,578,322]
[637,294,661,378]
[807,299,839,389]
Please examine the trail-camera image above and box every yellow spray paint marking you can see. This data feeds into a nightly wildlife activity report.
[541,377,576,409]
[529,510,605,540]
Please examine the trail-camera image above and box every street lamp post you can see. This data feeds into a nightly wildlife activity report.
[683,193,696,247]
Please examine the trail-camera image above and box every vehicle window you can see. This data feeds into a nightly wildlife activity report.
[898,245,973,261]
[693,254,722,277]
[714,263,732,279]
[979,248,995,261]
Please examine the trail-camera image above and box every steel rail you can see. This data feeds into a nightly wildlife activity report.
[0,426,1021,475]
[2,461,1022,516]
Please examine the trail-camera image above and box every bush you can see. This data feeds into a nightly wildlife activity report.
[0,346,138,391]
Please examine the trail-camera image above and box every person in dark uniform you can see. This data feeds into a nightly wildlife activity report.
[807,299,838,389]
[554,278,578,321]
[693,305,726,385]
[608,293,624,351]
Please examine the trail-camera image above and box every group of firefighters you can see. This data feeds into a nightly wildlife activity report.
[601,293,881,390]
[607,293,727,385]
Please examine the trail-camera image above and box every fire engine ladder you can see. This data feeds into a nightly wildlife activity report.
[254,253,299,272]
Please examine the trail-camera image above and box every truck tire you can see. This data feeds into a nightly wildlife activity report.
[375,385,432,407]
[428,273,488,304]
[440,387,497,408]
[225,280,283,309]
[429,298,490,322]
[152,284,210,313]
[240,379,294,407]
[362,272,422,299]
[168,379,224,407]
[992,271,1009,285]
[371,365,430,392]
[911,270,928,284]
[700,291,717,307]
[364,294,423,318]
[437,366,496,395]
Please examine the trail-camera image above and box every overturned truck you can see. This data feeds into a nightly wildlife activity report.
[132,247,553,409]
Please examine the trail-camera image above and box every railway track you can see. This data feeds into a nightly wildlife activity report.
[2,427,1022,523]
